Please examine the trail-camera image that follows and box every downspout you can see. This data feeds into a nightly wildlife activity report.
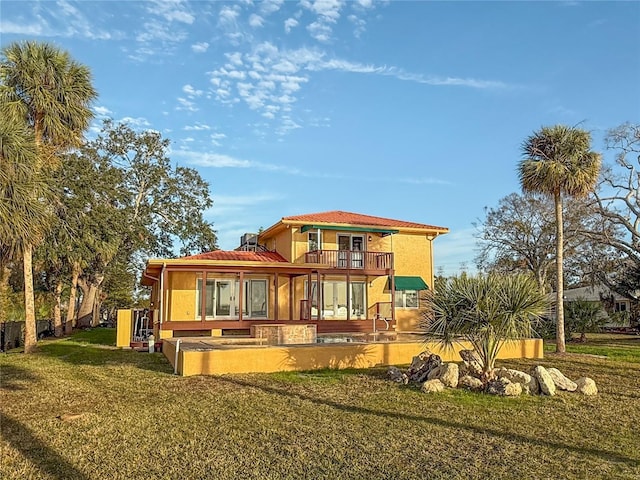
[428,233,440,290]
[159,263,166,325]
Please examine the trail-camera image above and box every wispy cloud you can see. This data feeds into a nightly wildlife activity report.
[208,42,512,136]
[93,105,113,117]
[183,123,211,131]
[119,116,151,127]
[191,42,210,53]
[174,149,348,178]
[1,0,115,40]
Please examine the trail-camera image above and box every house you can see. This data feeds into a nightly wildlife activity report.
[135,210,449,343]
[563,284,633,327]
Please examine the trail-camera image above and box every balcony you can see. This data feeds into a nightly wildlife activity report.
[304,250,393,271]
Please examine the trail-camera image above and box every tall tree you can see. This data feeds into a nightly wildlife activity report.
[0,110,50,349]
[518,125,601,353]
[1,41,97,351]
[590,123,640,294]
[72,120,217,324]
[475,192,617,290]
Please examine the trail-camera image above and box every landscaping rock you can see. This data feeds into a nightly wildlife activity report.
[547,368,577,392]
[575,377,598,396]
[426,365,440,380]
[408,352,442,383]
[485,377,522,396]
[459,349,483,377]
[387,366,408,384]
[438,363,459,388]
[421,379,445,394]
[495,367,540,395]
[458,375,483,391]
[532,366,556,396]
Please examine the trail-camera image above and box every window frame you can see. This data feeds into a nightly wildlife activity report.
[394,289,420,309]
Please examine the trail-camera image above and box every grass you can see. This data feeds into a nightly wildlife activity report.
[1,330,639,480]
[545,333,640,363]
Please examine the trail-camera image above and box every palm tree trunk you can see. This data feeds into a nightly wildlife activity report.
[53,279,63,337]
[0,264,12,324]
[23,243,37,354]
[65,261,80,335]
[555,190,566,354]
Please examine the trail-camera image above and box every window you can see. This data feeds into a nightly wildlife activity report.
[615,301,628,312]
[196,276,267,319]
[244,279,267,317]
[308,231,322,251]
[395,290,419,309]
[304,280,366,318]
[196,277,215,318]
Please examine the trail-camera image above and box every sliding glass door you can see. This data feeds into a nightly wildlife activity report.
[196,277,268,320]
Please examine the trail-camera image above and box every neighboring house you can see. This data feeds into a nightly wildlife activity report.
[563,284,633,327]
[139,210,448,340]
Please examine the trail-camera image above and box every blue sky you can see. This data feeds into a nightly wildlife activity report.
[2,1,639,275]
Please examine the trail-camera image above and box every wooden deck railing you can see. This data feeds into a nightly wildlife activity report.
[304,250,393,270]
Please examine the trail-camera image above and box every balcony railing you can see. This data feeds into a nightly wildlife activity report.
[304,250,393,270]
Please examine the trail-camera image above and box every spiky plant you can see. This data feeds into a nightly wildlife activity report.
[422,274,549,382]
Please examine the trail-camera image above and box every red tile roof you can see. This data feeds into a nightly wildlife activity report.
[181,250,288,262]
[282,210,448,231]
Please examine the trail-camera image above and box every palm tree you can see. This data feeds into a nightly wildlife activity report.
[1,41,96,352]
[519,125,601,353]
[0,114,50,352]
[421,274,549,382]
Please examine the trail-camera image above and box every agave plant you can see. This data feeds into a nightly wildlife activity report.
[421,274,550,382]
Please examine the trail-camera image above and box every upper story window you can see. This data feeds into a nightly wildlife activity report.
[308,231,322,251]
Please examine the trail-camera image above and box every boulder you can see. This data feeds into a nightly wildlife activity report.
[495,367,540,395]
[485,377,522,396]
[438,363,459,388]
[547,368,577,392]
[427,365,441,380]
[408,352,442,383]
[532,366,556,396]
[459,349,483,377]
[458,375,483,391]
[421,379,445,394]
[575,377,598,396]
[387,366,408,384]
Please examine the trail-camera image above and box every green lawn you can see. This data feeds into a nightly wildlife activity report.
[1,330,639,480]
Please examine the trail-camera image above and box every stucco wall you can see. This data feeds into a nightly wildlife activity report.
[166,272,197,322]
[166,338,544,376]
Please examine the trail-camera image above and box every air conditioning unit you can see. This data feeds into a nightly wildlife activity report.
[240,233,258,247]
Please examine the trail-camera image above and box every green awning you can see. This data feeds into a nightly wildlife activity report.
[300,225,399,236]
[391,276,429,291]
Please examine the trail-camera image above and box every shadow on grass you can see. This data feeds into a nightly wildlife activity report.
[218,376,640,467]
[1,412,90,480]
[36,334,173,375]
[0,363,39,391]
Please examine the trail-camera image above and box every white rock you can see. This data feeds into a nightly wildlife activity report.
[547,367,578,392]
[438,363,459,388]
[575,377,598,396]
[421,379,445,394]
[495,367,540,395]
[532,366,556,396]
[458,375,483,391]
